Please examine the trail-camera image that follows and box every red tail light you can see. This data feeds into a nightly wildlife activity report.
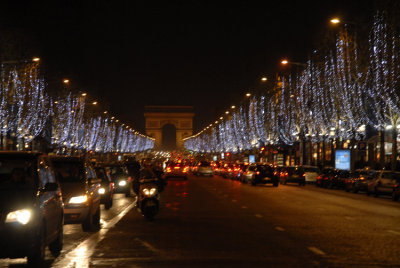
[256,171,260,175]
[128,176,132,182]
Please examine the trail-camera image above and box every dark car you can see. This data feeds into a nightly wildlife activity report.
[243,164,279,186]
[50,156,101,232]
[344,169,379,193]
[0,152,64,265]
[280,166,306,186]
[316,167,337,188]
[95,166,114,209]
[164,162,189,180]
[105,164,132,197]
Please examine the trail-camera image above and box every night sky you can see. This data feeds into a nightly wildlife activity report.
[0,0,378,133]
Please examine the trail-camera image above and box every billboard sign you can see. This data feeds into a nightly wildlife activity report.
[335,149,350,171]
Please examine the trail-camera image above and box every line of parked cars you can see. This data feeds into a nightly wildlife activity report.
[0,151,136,265]
[316,167,400,201]
[210,161,400,202]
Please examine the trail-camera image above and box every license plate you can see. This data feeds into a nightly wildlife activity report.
[145,200,156,206]
[293,175,299,178]
[264,177,271,181]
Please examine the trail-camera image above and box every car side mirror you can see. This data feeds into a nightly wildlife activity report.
[43,182,59,192]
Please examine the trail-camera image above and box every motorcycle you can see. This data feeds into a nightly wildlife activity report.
[137,178,160,220]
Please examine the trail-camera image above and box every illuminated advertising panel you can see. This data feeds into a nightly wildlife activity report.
[335,149,350,171]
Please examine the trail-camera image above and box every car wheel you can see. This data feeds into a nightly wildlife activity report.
[392,191,399,201]
[105,197,112,210]
[273,182,279,187]
[82,209,94,232]
[49,220,63,257]
[93,207,101,230]
[366,190,371,196]
[374,188,379,197]
[251,181,256,186]
[125,189,131,197]
[28,224,46,266]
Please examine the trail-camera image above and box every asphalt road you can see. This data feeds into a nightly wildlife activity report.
[2,174,400,267]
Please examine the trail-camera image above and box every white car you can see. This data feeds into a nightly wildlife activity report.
[197,161,214,176]
[303,165,320,183]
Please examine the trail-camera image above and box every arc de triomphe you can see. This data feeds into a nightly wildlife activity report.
[144,106,194,150]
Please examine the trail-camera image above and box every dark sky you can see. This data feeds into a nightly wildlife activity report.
[0,0,378,133]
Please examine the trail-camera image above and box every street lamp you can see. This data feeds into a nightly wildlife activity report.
[281,59,307,67]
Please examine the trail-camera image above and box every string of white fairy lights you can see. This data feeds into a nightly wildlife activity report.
[0,61,154,152]
[184,12,400,153]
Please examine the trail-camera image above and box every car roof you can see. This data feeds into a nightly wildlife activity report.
[0,151,42,157]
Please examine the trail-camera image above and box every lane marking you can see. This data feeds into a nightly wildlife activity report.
[232,199,237,202]
[387,230,400,235]
[275,226,285,232]
[255,214,263,218]
[241,205,247,209]
[52,202,136,268]
[135,238,164,254]
[308,246,326,256]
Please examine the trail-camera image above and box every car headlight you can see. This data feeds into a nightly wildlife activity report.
[142,187,157,197]
[69,195,88,204]
[118,180,127,186]
[98,188,106,194]
[6,209,32,225]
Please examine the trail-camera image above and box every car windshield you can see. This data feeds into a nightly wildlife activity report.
[258,165,273,173]
[0,156,36,190]
[287,167,304,174]
[304,167,319,173]
[108,166,126,175]
[52,160,84,182]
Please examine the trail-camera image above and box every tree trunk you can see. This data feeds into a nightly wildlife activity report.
[379,130,385,169]
[392,128,397,171]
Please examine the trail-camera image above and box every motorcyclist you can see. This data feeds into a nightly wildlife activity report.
[135,160,164,193]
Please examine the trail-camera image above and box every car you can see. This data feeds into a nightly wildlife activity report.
[316,167,337,188]
[280,166,306,186]
[164,162,189,180]
[0,152,64,265]
[50,156,101,232]
[392,180,400,201]
[243,164,279,186]
[344,169,378,193]
[95,166,114,209]
[220,163,235,178]
[367,170,400,198]
[196,161,214,176]
[105,163,132,197]
[302,165,320,184]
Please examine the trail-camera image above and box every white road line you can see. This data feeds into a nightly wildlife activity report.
[387,230,400,235]
[52,202,136,268]
[255,214,263,218]
[232,199,237,202]
[241,205,248,209]
[308,246,326,256]
[275,226,285,232]
[135,238,165,254]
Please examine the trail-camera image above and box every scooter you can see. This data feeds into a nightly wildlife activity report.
[137,178,160,220]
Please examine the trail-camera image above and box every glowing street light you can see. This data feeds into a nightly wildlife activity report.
[32,57,40,62]
[63,79,70,84]
[92,101,98,105]
[261,77,268,82]
[330,18,340,24]
[246,93,251,97]
[81,93,87,97]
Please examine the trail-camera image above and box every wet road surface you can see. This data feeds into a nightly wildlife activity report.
[1,175,400,267]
